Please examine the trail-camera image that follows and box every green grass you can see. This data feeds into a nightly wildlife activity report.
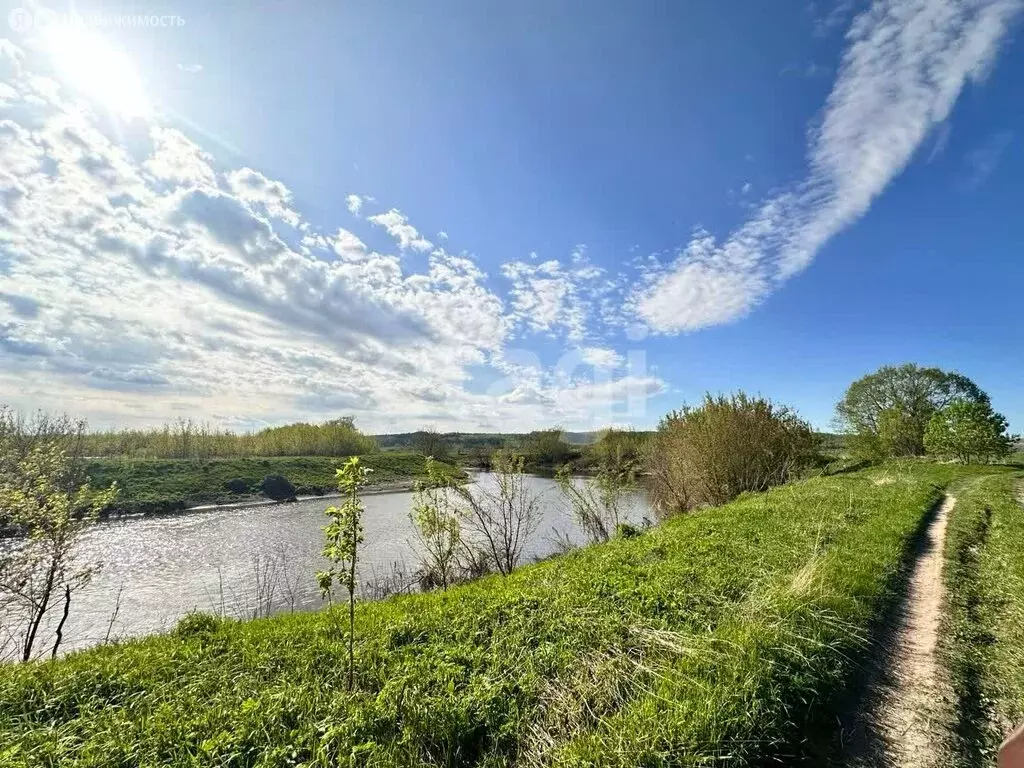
[85,453,442,515]
[941,470,1024,766]
[0,462,988,766]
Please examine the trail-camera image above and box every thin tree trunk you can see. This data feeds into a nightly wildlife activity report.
[51,584,71,659]
[104,583,124,644]
[347,584,355,691]
[347,485,357,692]
[22,565,55,662]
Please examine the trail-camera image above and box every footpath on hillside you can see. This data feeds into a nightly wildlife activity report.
[841,494,956,768]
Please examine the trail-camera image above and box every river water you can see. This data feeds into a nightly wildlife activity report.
[37,473,649,654]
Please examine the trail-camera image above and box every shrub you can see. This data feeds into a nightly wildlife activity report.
[520,429,575,467]
[260,474,296,502]
[616,522,643,539]
[924,400,1012,464]
[557,458,639,543]
[648,391,819,515]
[224,478,248,494]
[172,611,223,638]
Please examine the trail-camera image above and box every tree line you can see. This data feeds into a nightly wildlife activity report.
[82,417,378,459]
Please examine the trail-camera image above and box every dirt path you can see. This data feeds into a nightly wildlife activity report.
[844,493,956,767]
[875,493,955,766]
[839,494,956,766]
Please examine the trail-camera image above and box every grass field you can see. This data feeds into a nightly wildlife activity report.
[85,453,440,515]
[0,461,992,766]
[941,470,1024,766]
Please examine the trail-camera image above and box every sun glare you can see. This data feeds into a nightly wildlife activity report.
[42,27,152,119]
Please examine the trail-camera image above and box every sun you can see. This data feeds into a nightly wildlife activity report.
[41,26,152,119]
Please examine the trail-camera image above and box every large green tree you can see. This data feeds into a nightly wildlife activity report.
[924,401,1012,464]
[835,364,988,458]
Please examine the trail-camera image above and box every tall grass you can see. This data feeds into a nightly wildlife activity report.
[83,418,378,459]
[0,463,979,766]
[941,471,1024,766]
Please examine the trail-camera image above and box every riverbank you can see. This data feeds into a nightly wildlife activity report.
[85,453,455,516]
[2,462,1013,765]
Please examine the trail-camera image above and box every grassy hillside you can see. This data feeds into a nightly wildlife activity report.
[941,471,1024,765]
[0,462,991,766]
[85,453,441,515]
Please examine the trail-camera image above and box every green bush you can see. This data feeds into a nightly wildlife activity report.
[647,391,820,515]
[173,612,225,638]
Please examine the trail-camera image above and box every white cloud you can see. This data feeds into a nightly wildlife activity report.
[224,166,300,227]
[637,0,1021,333]
[330,228,368,258]
[367,207,433,252]
[346,193,364,215]
[579,346,624,369]
[144,126,217,188]
[177,64,204,75]
[0,42,664,432]
[502,259,588,341]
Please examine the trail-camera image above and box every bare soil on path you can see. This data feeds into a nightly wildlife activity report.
[840,495,956,767]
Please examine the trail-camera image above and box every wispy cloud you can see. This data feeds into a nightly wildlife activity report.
[960,130,1014,190]
[367,208,433,252]
[637,0,1021,333]
[579,346,624,369]
[811,0,860,37]
[500,247,615,343]
[345,193,364,215]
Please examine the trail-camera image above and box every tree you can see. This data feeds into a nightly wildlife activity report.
[453,452,540,576]
[835,364,988,459]
[409,457,462,589]
[584,429,648,472]
[647,393,819,516]
[412,427,450,462]
[521,429,574,468]
[316,457,371,691]
[557,455,639,544]
[0,407,118,661]
[924,401,1012,464]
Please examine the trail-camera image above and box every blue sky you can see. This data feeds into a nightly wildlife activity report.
[0,0,1021,433]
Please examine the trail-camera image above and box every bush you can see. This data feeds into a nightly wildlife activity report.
[615,522,643,539]
[260,474,296,502]
[924,400,1012,464]
[224,478,248,494]
[172,611,223,638]
[648,392,820,516]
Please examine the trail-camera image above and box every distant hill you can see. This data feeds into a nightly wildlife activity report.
[374,430,845,451]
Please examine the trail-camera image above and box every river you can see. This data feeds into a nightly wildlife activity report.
[34,473,650,655]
